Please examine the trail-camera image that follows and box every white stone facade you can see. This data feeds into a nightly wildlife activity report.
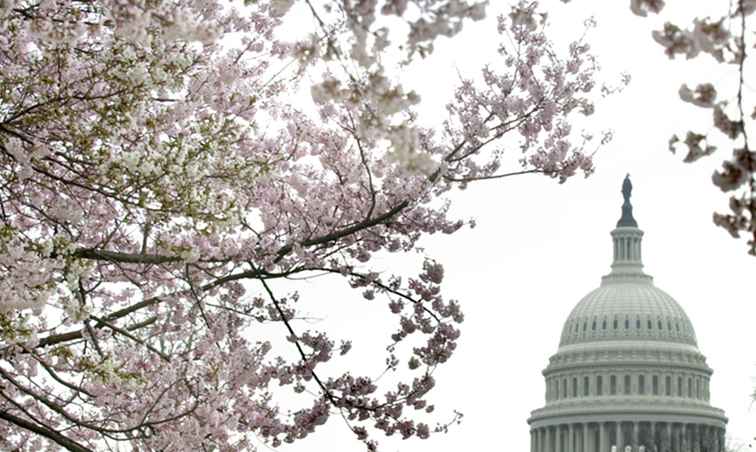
[527,177,727,452]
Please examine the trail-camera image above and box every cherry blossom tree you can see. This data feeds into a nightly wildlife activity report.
[0,1,609,450]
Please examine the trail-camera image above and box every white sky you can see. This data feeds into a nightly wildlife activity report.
[272,1,756,451]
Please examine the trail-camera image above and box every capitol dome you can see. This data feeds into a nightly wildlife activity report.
[558,279,697,348]
[527,176,727,452]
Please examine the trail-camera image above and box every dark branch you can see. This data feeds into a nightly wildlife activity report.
[0,408,93,452]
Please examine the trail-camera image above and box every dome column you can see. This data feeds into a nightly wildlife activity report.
[692,425,701,452]
[616,421,625,452]
[685,424,693,452]
[649,421,657,452]
[540,428,546,452]
[707,426,714,452]
[701,426,711,452]
[556,425,562,452]
[717,428,724,452]
[632,421,640,450]
[585,423,595,452]
[599,422,610,452]
[664,423,673,452]
[568,423,575,452]
[671,424,677,452]
[539,427,546,452]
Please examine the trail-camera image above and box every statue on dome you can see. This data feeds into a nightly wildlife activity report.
[617,174,638,227]
[622,173,632,202]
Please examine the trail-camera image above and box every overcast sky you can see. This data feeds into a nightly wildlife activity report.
[272,2,756,451]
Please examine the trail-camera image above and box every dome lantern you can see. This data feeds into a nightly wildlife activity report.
[605,175,650,284]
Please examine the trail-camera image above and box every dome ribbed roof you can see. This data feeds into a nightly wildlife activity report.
[559,281,697,347]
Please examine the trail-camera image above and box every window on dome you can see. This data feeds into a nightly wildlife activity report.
[665,376,671,396]
[602,320,606,330]
[625,319,629,329]
[696,378,701,399]
[636,318,641,329]
[675,323,679,332]
[653,375,659,395]
[639,375,645,395]
[583,322,587,332]
[572,378,577,398]
[658,320,663,330]
[624,375,631,395]
[583,376,589,396]
[562,379,567,399]
[678,376,683,397]
[688,377,692,398]
[610,375,617,395]
[596,376,603,396]
[592,321,596,331]
[648,320,652,329]
[668,321,672,330]
[613,319,618,329]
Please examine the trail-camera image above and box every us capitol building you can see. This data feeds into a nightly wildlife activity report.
[527,176,727,452]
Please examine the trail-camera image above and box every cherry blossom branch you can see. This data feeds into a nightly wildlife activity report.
[89,315,171,363]
[256,269,340,405]
[736,0,754,194]
[275,200,411,261]
[71,249,182,265]
[30,313,157,351]
[26,266,284,353]
[256,266,419,418]
[0,406,93,452]
[444,168,543,182]
[0,366,136,437]
[306,267,442,323]
[18,344,96,399]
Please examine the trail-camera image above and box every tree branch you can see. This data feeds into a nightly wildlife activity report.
[0,408,94,452]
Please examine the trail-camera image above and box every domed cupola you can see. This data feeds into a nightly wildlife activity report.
[527,175,727,452]
[558,175,697,348]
